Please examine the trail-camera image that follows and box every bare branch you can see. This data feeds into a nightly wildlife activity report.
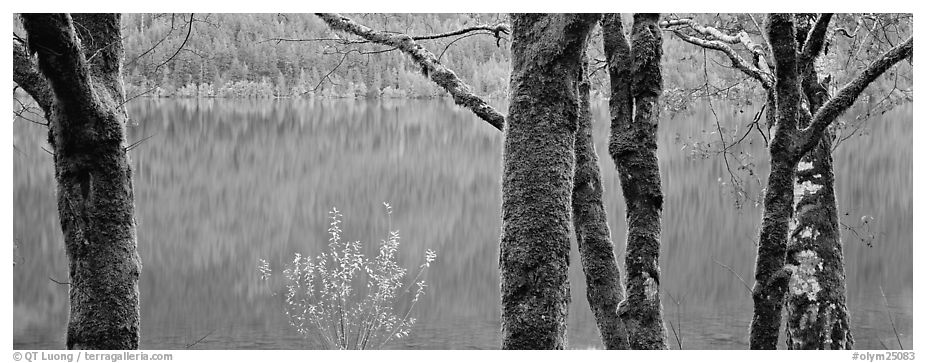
[264,23,508,49]
[125,14,179,67]
[834,16,862,39]
[662,18,773,88]
[712,257,754,296]
[437,31,490,61]
[152,13,195,75]
[310,49,355,93]
[125,133,157,152]
[796,36,912,156]
[671,30,770,89]
[260,37,360,45]
[185,328,216,349]
[316,13,505,130]
[879,285,904,350]
[13,95,49,126]
[412,23,509,44]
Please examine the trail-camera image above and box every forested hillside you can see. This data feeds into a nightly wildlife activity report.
[119,13,762,100]
[122,13,513,98]
[14,13,907,105]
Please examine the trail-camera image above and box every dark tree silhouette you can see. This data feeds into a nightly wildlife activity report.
[14,13,142,349]
[573,44,630,350]
[602,13,669,350]
[498,13,598,349]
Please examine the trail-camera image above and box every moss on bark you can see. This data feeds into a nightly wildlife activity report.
[572,48,630,350]
[784,64,853,350]
[603,13,669,350]
[499,13,598,350]
[22,13,141,350]
[750,13,802,350]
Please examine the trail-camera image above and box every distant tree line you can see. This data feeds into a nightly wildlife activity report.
[114,13,783,100]
[121,13,512,99]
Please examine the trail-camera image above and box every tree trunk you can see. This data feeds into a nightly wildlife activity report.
[318,13,633,349]
[659,13,909,350]
[21,13,141,350]
[784,65,854,350]
[500,13,598,349]
[572,47,630,350]
[750,13,804,349]
[603,13,669,350]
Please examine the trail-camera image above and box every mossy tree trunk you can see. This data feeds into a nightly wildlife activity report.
[784,110,853,350]
[602,13,669,350]
[749,13,805,350]
[19,13,142,350]
[750,13,909,349]
[500,13,599,349]
[784,17,853,345]
[572,48,630,350]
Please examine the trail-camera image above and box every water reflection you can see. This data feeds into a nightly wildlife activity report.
[13,98,912,349]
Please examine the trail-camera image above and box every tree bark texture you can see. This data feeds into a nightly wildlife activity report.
[603,13,669,350]
[784,62,853,349]
[572,49,630,350]
[20,13,142,350]
[500,13,598,350]
[749,13,906,349]
[749,13,804,350]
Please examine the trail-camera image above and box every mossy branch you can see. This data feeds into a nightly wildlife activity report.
[795,36,912,157]
[661,18,773,89]
[20,13,97,118]
[13,39,54,116]
[316,13,506,131]
[798,13,833,67]
[670,30,770,89]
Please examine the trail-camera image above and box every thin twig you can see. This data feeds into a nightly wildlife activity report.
[185,328,216,349]
[152,13,195,75]
[712,257,753,295]
[119,86,159,109]
[703,49,752,206]
[125,133,157,152]
[126,15,179,67]
[878,285,903,349]
[308,50,354,93]
[438,32,489,62]
[665,290,684,349]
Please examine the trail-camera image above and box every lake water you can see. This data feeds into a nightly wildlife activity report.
[13,98,912,349]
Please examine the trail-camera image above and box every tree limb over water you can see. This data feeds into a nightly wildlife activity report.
[316,13,506,131]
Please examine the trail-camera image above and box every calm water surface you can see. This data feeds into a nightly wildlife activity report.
[13,98,912,349]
